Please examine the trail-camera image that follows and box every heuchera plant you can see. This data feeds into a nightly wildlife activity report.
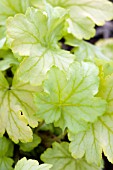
[0,0,113,169]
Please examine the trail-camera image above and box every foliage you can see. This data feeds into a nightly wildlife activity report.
[0,0,113,169]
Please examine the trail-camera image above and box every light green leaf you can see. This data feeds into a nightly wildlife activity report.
[69,74,113,164]
[96,38,113,60]
[41,142,103,170]
[69,114,113,165]
[0,136,14,170]
[44,0,113,39]
[0,0,30,25]
[19,134,41,152]
[0,49,19,71]
[7,6,68,56]
[14,157,52,170]
[0,71,40,143]
[68,123,102,165]
[65,35,109,62]
[35,62,106,133]
[17,49,74,85]
[0,26,6,49]
[99,73,113,114]
[7,6,74,85]
[67,16,95,40]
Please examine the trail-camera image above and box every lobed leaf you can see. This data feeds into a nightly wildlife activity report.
[41,142,103,170]
[0,71,40,143]
[65,35,109,62]
[6,5,68,56]
[35,62,106,133]
[0,0,30,25]
[17,49,74,85]
[40,0,113,39]
[69,73,113,164]
[69,115,113,165]
[7,5,74,85]
[14,157,52,170]
[19,134,41,152]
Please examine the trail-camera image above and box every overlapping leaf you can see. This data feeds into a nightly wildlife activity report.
[0,49,19,71]
[17,49,74,85]
[35,62,106,133]
[38,0,113,39]
[41,142,103,170]
[68,115,113,165]
[7,5,74,85]
[19,134,41,152]
[0,26,6,48]
[14,157,52,170]
[65,35,109,62]
[0,136,14,170]
[69,73,113,165]
[99,73,113,114]
[96,38,113,60]
[7,5,67,56]
[0,71,40,143]
[0,0,30,25]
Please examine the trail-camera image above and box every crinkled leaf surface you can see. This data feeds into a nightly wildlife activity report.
[0,71,40,143]
[35,62,106,133]
[0,136,14,170]
[14,157,52,170]
[7,6,68,56]
[17,49,74,85]
[7,6,74,85]
[69,115,113,165]
[69,73,113,164]
[65,35,109,62]
[0,0,30,25]
[44,0,113,39]
[19,134,41,152]
[41,142,103,170]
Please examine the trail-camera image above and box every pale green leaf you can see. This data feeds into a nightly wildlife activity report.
[19,134,41,152]
[96,38,113,60]
[68,74,113,164]
[0,49,19,71]
[0,26,6,49]
[0,0,30,25]
[14,157,52,170]
[41,142,103,170]
[69,114,113,165]
[7,6,74,85]
[67,16,95,40]
[0,72,40,143]
[35,62,106,133]
[69,74,113,164]
[6,6,68,56]
[99,73,113,114]
[43,0,113,39]
[17,49,74,85]
[65,35,109,62]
